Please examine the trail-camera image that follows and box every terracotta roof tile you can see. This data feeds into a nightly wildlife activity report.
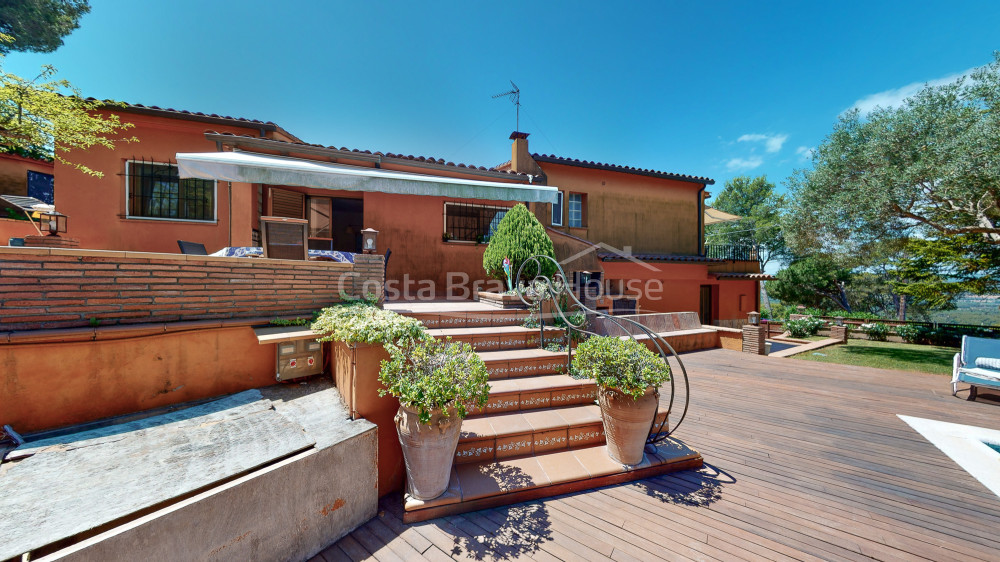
[713,272,775,280]
[532,153,714,184]
[204,132,528,177]
[597,252,723,263]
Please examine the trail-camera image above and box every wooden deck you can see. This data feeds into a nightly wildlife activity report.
[311,347,1000,561]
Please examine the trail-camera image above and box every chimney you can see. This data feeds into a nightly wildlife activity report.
[509,131,542,176]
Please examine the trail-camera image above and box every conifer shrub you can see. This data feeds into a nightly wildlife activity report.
[482,203,557,285]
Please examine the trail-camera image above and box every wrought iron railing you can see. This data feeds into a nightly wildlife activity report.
[705,243,760,262]
[514,255,690,445]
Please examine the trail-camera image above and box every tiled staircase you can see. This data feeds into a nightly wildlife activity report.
[396,303,703,523]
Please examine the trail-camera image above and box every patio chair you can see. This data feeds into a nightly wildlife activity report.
[260,216,309,260]
[177,240,208,255]
[952,335,1000,401]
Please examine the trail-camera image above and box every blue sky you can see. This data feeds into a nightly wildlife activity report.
[7,0,1000,202]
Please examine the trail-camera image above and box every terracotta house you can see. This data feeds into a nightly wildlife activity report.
[0,103,763,325]
[498,132,765,326]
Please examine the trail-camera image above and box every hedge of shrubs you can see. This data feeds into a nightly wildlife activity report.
[786,316,826,338]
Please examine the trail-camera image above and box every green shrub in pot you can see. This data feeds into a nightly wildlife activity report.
[378,337,490,500]
[312,302,427,349]
[378,338,490,423]
[571,335,671,464]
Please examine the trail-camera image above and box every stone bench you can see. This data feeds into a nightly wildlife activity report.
[593,312,719,353]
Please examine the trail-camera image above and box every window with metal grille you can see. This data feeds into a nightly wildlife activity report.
[127,160,215,221]
[443,202,511,242]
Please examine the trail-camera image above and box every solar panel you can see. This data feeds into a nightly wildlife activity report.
[0,195,51,212]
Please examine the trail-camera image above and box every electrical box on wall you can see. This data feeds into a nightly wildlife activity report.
[276,339,323,381]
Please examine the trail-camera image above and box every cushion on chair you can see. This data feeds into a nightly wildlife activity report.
[974,357,1000,370]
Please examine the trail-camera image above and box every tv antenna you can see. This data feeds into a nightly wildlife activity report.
[492,80,520,131]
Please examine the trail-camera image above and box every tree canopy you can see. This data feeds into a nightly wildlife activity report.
[705,175,786,269]
[0,0,90,54]
[782,52,1000,305]
[0,56,135,176]
[785,53,1000,255]
[766,255,853,311]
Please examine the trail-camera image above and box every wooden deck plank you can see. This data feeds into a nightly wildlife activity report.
[320,347,1000,561]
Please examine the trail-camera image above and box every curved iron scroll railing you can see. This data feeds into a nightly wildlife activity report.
[514,255,690,444]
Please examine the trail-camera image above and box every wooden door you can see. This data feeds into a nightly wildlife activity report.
[699,285,714,325]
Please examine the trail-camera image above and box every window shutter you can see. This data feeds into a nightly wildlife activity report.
[269,188,305,218]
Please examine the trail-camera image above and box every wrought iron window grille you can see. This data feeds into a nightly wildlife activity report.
[126,158,215,221]
[442,201,511,243]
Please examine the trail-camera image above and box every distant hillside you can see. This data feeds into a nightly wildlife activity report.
[927,295,1000,326]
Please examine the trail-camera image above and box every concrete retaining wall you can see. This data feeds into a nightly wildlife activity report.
[36,425,378,562]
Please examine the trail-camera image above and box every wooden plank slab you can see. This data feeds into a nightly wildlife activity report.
[253,325,322,344]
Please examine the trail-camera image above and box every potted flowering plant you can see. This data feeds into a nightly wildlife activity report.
[571,335,671,464]
[378,337,490,500]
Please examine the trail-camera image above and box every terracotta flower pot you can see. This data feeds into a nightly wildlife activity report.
[598,386,659,465]
[395,404,462,500]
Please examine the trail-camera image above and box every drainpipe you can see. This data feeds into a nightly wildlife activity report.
[228,182,233,247]
[697,185,707,256]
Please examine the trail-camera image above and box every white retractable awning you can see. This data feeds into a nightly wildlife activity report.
[176,150,559,203]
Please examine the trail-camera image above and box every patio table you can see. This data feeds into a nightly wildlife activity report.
[210,246,355,264]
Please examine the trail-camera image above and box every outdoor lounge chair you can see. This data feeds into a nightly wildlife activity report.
[952,335,1000,400]
[177,240,208,255]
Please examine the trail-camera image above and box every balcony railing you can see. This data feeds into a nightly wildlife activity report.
[705,243,760,262]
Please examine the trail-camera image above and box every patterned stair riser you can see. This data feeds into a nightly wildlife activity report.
[401,311,528,329]
[485,357,567,379]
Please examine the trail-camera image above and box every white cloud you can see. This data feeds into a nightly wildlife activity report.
[847,66,979,115]
[795,146,815,162]
[726,156,764,171]
[737,133,788,153]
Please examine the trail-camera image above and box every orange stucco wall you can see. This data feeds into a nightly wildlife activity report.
[0,327,275,433]
[600,261,756,322]
[0,153,53,198]
[0,218,38,242]
[50,112,263,253]
[537,162,705,255]
[717,279,758,322]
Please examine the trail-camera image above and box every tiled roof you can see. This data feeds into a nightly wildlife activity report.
[121,102,277,126]
[713,272,776,280]
[90,100,302,142]
[532,153,715,185]
[597,252,723,263]
[206,132,529,177]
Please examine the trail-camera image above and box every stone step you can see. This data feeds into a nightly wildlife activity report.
[456,404,671,465]
[477,348,568,379]
[425,325,565,352]
[402,440,703,523]
[400,309,529,329]
[478,374,597,414]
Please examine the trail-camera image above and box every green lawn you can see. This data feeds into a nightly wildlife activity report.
[793,339,958,375]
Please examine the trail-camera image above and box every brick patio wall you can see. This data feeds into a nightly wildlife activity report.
[0,248,385,332]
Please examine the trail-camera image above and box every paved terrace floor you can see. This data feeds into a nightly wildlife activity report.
[311,348,1000,562]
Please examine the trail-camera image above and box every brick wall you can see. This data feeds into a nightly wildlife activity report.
[351,253,386,303]
[742,324,766,355]
[0,248,385,332]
